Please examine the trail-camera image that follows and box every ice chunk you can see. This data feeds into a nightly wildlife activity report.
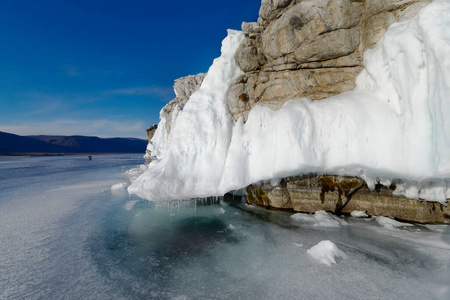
[124,200,140,211]
[307,240,347,266]
[350,211,368,218]
[111,182,127,191]
[375,216,414,230]
[291,210,347,228]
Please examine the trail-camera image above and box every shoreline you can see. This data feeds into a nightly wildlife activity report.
[0,152,144,157]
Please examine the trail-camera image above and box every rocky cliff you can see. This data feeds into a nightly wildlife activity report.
[142,0,450,223]
[228,0,449,223]
[228,0,431,121]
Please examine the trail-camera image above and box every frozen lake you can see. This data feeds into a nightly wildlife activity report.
[1,155,449,299]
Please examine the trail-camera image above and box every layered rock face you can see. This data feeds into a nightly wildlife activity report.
[228,0,431,121]
[246,175,450,223]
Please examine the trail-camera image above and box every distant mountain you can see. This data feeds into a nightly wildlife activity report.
[28,135,148,153]
[0,131,147,155]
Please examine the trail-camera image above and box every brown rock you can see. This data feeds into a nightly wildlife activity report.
[231,0,431,122]
[228,67,362,121]
[145,124,158,156]
[146,124,157,142]
[246,175,450,223]
[260,0,361,62]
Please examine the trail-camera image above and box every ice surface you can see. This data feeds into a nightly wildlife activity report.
[1,156,450,299]
[0,155,145,299]
[130,1,450,204]
[307,240,347,266]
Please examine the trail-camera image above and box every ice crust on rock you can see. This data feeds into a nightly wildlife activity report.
[128,29,244,200]
[129,1,450,204]
[307,240,347,266]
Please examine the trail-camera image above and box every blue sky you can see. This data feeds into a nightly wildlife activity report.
[0,0,260,139]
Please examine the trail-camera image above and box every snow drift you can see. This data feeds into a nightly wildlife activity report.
[129,1,450,204]
[307,240,347,266]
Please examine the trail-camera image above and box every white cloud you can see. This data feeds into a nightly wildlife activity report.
[106,86,174,98]
[0,119,148,139]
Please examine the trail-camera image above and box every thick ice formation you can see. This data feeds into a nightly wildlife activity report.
[129,30,244,199]
[129,1,450,204]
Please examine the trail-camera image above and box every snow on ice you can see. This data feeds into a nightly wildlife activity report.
[350,210,369,218]
[375,216,414,230]
[291,210,347,228]
[307,240,347,266]
[129,1,450,204]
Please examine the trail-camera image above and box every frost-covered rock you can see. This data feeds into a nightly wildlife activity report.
[145,124,157,156]
[148,73,206,158]
[229,0,432,121]
[129,30,244,199]
[131,1,450,222]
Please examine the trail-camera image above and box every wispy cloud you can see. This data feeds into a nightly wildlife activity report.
[62,64,81,77]
[17,91,105,117]
[0,119,149,139]
[67,68,80,77]
[18,92,71,116]
[62,64,118,78]
[106,86,174,99]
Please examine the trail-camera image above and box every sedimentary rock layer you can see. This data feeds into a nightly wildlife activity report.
[246,175,450,223]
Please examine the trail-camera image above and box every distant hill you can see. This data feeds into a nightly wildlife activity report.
[0,131,69,155]
[0,131,147,155]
